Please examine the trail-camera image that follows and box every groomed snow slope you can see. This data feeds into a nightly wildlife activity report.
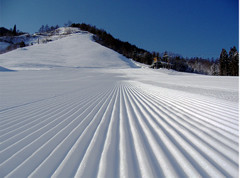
[0,31,239,178]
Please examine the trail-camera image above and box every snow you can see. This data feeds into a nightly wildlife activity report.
[0,28,239,177]
[0,34,39,47]
[0,27,85,54]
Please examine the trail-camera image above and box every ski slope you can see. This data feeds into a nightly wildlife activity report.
[0,29,239,177]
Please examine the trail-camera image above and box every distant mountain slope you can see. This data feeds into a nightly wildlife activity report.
[0,28,137,70]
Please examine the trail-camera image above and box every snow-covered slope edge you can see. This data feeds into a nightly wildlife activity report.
[0,28,137,70]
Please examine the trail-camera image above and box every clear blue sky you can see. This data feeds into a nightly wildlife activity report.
[0,0,238,58]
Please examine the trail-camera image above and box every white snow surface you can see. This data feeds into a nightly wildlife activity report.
[0,29,239,178]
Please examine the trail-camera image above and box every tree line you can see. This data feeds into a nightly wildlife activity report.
[219,47,239,76]
[3,23,237,76]
[71,23,154,65]
[0,25,24,36]
[38,24,59,33]
[70,23,238,76]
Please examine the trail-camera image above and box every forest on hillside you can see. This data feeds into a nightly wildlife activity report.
[71,23,238,76]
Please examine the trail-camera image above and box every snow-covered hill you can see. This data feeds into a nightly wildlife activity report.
[0,28,238,177]
[0,28,136,70]
[0,27,81,53]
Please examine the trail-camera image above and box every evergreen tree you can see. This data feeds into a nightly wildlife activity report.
[45,24,49,32]
[229,46,239,76]
[50,26,55,31]
[219,48,228,75]
[156,52,160,60]
[143,52,153,65]
[13,25,16,35]
[39,25,45,33]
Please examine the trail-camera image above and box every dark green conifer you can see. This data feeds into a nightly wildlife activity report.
[13,25,16,35]
[229,46,239,76]
[219,48,228,75]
